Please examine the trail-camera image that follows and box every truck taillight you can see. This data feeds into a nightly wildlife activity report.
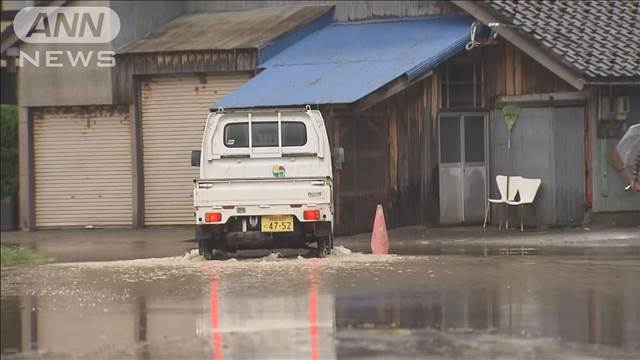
[303,209,320,220]
[205,212,222,223]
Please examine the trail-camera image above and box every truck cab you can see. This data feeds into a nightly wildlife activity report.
[192,107,334,259]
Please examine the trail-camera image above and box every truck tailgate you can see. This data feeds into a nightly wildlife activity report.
[194,178,331,206]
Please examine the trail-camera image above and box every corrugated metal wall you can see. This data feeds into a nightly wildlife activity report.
[33,107,133,227]
[553,107,586,224]
[140,73,251,225]
[490,106,585,226]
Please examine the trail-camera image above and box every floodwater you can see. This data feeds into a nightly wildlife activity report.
[1,248,639,359]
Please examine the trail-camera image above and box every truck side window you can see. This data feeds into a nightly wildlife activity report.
[224,123,248,147]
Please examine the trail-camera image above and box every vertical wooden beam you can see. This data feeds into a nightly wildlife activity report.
[585,88,595,207]
[131,77,145,228]
[494,44,506,97]
[421,79,430,224]
[514,49,523,95]
[430,73,440,225]
[431,72,439,129]
[18,107,34,230]
[505,44,515,96]
[389,108,398,194]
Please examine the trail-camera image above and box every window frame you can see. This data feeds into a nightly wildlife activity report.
[440,59,484,110]
[222,120,308,149]
[223,122,249,148]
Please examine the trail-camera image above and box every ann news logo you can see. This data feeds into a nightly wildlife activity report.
[14,7,121,68]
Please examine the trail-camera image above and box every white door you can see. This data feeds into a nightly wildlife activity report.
[439,114,487,224]
[33,107,132,227]
[140,73,250,225]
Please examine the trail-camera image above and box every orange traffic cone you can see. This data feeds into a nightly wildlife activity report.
[371,204,389,255]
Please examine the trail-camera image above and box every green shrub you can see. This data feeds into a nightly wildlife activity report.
[0,246,47,266]
[0,104,18,199]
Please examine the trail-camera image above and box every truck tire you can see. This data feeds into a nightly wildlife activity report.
[316,235,332,258]
[197,225,227,259]
[196,225,211,256]
[202,248,228,261]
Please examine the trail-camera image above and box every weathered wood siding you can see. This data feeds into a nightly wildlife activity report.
[481,43,574,102]
[385,78,440,229]
[326,110,389,234]
[324,75,439,235]
[325,41,577,235]
[185,1,460,21]
[112,50,257,104]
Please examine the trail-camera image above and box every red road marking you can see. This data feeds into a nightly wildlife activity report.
[209,268,224,360]
[308,262,319,360]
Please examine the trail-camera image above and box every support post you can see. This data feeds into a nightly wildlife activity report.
[18,107,34,230]
[131,77,145,228]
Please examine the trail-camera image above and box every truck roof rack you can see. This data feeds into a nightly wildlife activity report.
[208,105,315,113]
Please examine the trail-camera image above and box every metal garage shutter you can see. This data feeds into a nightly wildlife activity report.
[33,107,132,227]
[141,74,250,225]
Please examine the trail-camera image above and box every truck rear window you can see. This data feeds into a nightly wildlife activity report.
[224,122,307,148]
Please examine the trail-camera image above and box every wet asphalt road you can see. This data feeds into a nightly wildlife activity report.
[1,247,640,359]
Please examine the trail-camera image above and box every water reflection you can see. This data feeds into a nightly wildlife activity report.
[1,256,639,358]
[335,286,636,349]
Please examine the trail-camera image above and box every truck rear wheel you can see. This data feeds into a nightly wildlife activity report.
[203,249,226,261]
[316,235,332,258]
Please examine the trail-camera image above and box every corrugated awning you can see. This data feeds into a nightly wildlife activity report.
[215,15,473,109]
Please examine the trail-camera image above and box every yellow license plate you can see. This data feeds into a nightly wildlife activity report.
[261,215,294,232]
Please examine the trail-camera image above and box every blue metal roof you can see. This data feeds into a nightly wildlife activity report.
[216,15,473,109]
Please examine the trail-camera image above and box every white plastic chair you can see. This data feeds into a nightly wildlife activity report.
[506,177,542,232]
[483,175,520,229]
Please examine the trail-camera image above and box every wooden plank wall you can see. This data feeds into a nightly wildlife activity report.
[385,78,439,229]
[325,75,439,235]
[325,108,390,235]
[325,41,575,235]
[113,50,258,104]
[482,43,574,102]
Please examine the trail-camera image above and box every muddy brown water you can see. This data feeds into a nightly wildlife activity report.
[1,249,639,359]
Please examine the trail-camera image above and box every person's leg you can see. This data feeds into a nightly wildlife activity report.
[624,153,640,191]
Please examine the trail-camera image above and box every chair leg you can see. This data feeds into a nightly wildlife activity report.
[505,205,509,230]
[483,201,490,228]
[498,204,503,231]
[520,204,524,233]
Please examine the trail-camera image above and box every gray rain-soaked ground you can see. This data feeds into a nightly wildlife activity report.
[2,246,640,359]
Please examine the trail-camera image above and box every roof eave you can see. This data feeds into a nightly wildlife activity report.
[0,0,68,55]
[582,76,640,86]
[452,0,586,91]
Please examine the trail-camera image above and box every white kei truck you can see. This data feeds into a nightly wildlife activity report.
[191,107,336,259]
